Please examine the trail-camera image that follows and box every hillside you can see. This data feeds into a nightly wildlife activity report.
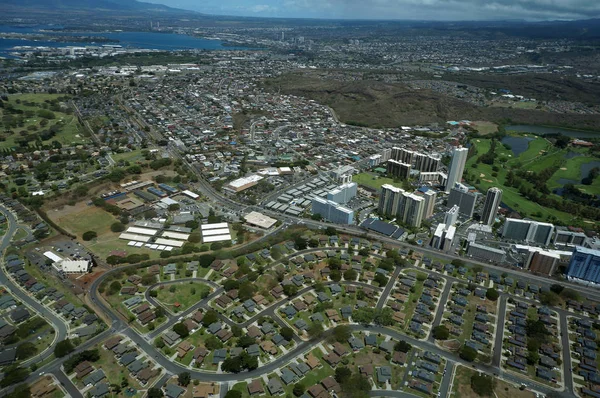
[0,0,182,13]
[263,72,600,130]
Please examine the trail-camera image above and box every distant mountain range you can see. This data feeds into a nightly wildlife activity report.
[1,0,185,13]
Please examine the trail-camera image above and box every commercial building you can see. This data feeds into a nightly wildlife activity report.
[244,211,277,229]
[224,175,264,193]
[378,184,425,228]
[327,182,358,204]
[481,187,502,226]
[330,166,355,183]
[527,250,560,276]
[467,242,506,263]
[447,184,479,218]
[566,247,600,285]
[445,147,468,193]
[386,160,411,180]
[554,227,587,247]
[502,219,554,246]
[444,205,459,226]
[311,197,354,224]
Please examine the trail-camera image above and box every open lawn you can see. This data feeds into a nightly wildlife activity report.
[53,206,116,238]
[466,137,574,224]
[0,93,89,149]
[153,281,211,312]
[112,149,146,164]
[452,365,534,398]
[353,172,398,191]
[472,121,498,135]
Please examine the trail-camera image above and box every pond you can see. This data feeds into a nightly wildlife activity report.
[581,160,600,180]
[565,151,583,159]
[501,136,534,157]
[506,125,600,139]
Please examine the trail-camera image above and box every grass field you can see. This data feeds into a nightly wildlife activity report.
[353,172,398,191]
[471,121,498,135]
[50,204,161,260]
[452,365,534,398]
[112,149,146,164]
[466,137,574,224]
[0,93,89,149]
[154,281,211,312]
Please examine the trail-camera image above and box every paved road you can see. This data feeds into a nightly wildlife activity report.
[492,296,508,368]
[428,281,453,342]
[0,205,69,366]
[376,266,403,310]
[439,361,455,398]
[559,311,575,393]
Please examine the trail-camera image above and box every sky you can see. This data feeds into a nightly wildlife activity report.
[142,0,600,20]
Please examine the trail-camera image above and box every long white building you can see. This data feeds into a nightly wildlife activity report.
[445,147,468,193]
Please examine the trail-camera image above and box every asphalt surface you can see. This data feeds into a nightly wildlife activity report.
[0,206,69,366]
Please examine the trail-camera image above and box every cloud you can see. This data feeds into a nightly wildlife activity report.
[145,0,600,20]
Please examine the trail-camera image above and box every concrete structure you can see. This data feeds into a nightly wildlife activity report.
[566,247,600,285]
[423,190,437,219]
[502,219,554,246]
[554,227,587,247]
[445,147,468,193]
[414,153,441,173]
[481,187,502,226]
[447,183,478,218]
[311,197,354,224]
[330,166,355,183]
[368,154,382,167]
[391,147,414,164]
[431,223,455,250]
[327,182,358,204]
[378,184,425,228]
[387,159,411,180]
[527,250,560,276]
[467,242,506,263]
[444,205,459,226]
[61,260,92,274]
[224,175,264,193]
[244,211,277,229]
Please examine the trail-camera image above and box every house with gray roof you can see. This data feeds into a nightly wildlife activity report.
[164,384,186,398]
[83,369,106,386]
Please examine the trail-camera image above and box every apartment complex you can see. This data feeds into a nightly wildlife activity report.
[378,184,425,227]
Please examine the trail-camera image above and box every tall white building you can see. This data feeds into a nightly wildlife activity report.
[378,184,425,228]
[445,147,469,193]
[327,182,358,204]
[444,205,460,226]
[423,190,437,219]
[481,187,502,226]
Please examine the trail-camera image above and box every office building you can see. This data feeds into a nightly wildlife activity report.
[327,182,358,204]
[312,197,354,225]
[378,184,425,228]
[330,166,355,183]
[554,227,587,247]
[566,247,600,285]
[481,187,502,226]
[224,175,264,193]
[423,190,437,219]
[387,159,411,180]
[447,183,479,218]
[527,250,560,276]
[444,205,460,226]
[502,219,554,246]
[445,147,468,193]
[467,242,506,263]
[414,153,441,173]
[391,147,414,164]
